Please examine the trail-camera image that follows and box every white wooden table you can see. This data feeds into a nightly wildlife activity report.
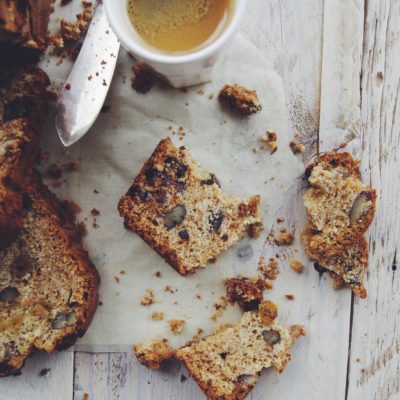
[2,1,399,399]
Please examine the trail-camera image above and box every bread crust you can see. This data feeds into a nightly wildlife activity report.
[0,171,99,377]
[0,66,49,248]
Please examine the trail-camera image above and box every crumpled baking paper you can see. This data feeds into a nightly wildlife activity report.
[38,4,303,351]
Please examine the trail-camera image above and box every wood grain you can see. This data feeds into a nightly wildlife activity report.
[346,1,400,399]
[0,352,73,400]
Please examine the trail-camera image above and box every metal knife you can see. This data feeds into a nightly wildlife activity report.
[56,4,120,147]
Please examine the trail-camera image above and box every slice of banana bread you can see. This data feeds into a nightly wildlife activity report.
[176,301,305,400]
[118,138,263,275]
[0,65,49,248]
[302,152,376,297]
[0,171,99,377]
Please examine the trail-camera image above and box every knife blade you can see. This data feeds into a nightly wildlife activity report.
[56,4,120,147]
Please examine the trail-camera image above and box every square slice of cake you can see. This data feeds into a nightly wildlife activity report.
[118,138,263,275]
[175,301,305,400]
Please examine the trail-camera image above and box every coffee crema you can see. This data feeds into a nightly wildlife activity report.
[127,0,233,54]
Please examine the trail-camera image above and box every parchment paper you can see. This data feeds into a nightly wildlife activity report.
[38,4,303,351]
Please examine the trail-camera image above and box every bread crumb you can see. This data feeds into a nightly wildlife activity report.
[82,393,89,400]
[285,294,295,301]
[133,338,174,369]
[154,271,161,278]
[131,63,157,94]
[290,260,304,273]
[151,311,164,321]
[277,217,285,223]
[258,256,279,280]
[195,293,202,300]
[114,276,120,283]
[91,208,100,216]
[225,276,267,311]
[47,164,63,179]
[168,319,186,335]
[289,140,305,154]
[258,300,278,326]
[248,222,263,239]
[211,296,229,321]
[274,230,295,246]
[261,130,277,143]
[164,285,177,294]
[140,289,155,306]
[218,84,262,115]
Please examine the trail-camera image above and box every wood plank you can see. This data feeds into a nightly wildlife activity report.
[316,1,365,399]
[346,1,400,399]
[1,352,73,400]
[243,0,324,155]
[74,352,204,400]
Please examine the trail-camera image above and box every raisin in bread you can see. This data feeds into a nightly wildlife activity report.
[176,301,305,400]
[0,171,99,377]
[0,65,49,248]
[0,0,52,63]
[301,152,376,297]
[118,138,263,275]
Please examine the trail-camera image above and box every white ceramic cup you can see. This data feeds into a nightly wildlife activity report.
[104,0,247,88]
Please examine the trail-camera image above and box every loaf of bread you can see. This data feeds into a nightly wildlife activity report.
[176,301,305,400]
[302,152,376,297]
[0,65,49,248]
[118,138,263,275]
[0,171,99,377]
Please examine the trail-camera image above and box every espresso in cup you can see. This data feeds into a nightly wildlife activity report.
[127,0,233,54]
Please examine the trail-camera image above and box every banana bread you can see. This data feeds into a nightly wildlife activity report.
[301,152,376,297]
[118,138,263,275]
[0,171,99,377]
